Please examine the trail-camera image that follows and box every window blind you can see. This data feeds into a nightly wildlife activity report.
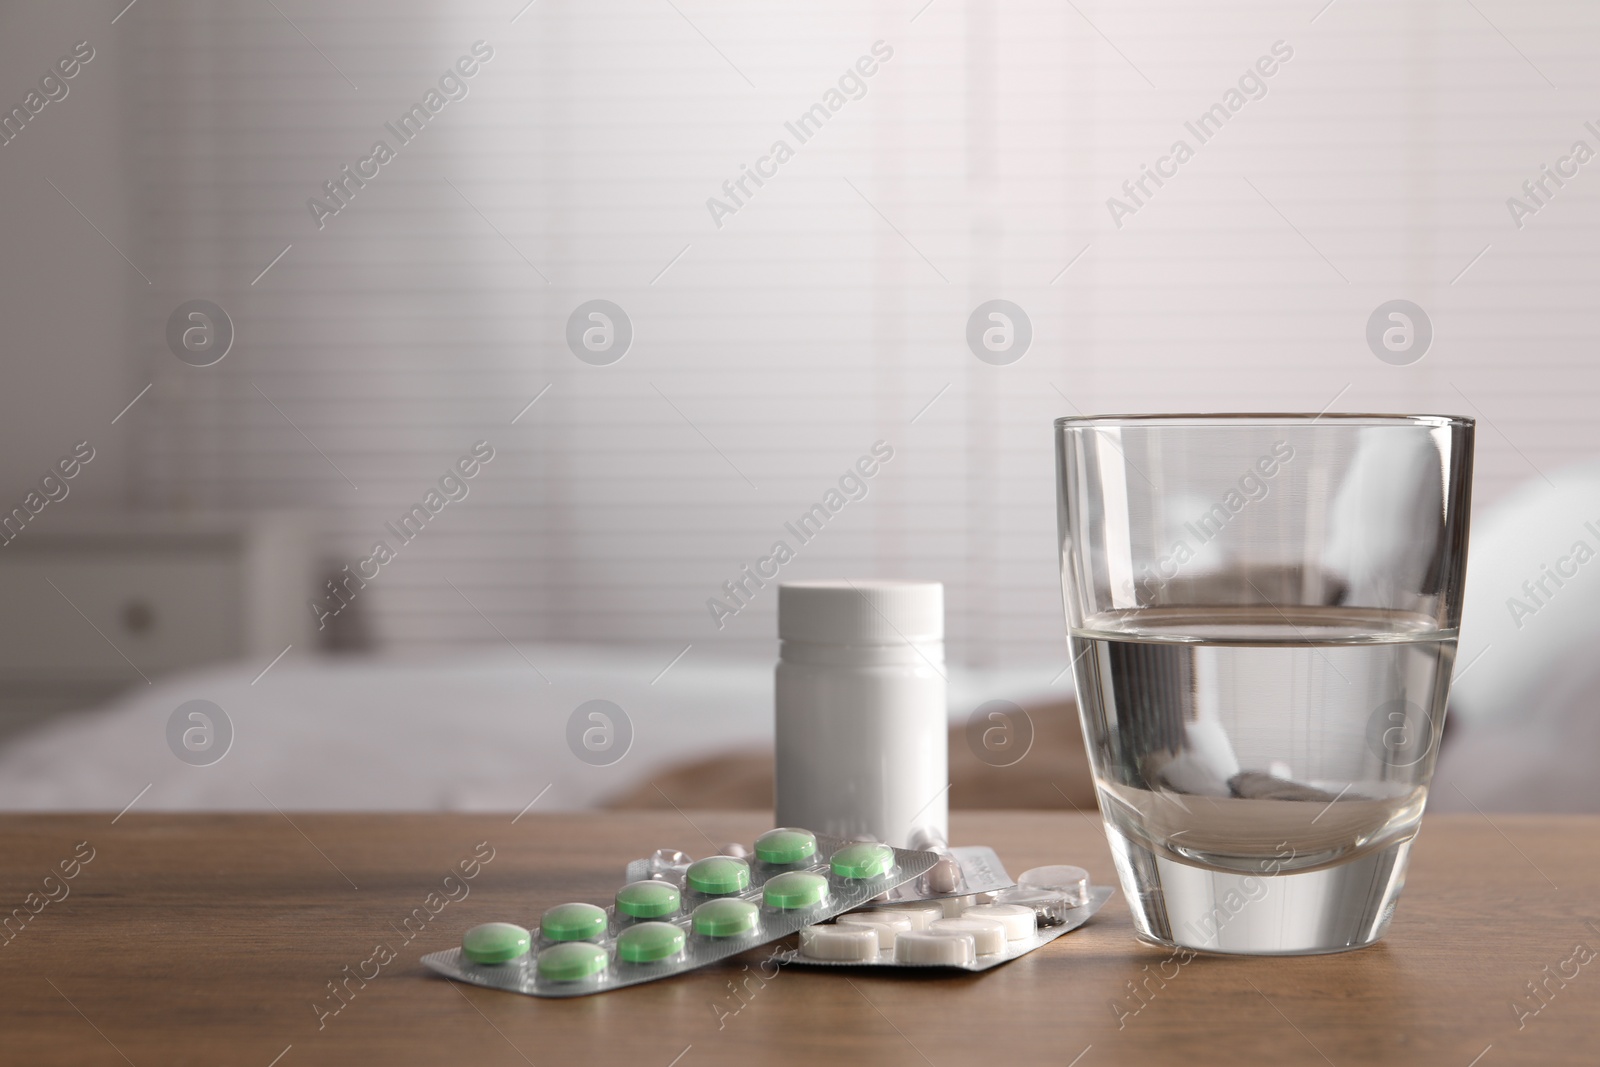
[125,0,1600,665]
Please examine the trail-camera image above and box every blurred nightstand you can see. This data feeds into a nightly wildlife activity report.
[0,512,317,733]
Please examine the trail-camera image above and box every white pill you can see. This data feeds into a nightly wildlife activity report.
[995,885,1076,926]
[1017,865,1090,907]
[923,854,963,894]
[962,903,1037,941]
[929,916,1008,956]
[876,902,943,931]
[896,930,976,966]
[941,895,975,918]
[799,924,880,962]
[835,911,913,949]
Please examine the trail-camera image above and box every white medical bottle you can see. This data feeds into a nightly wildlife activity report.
[774,580,947,848]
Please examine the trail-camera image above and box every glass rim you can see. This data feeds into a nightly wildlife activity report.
[1055,412,1473,430]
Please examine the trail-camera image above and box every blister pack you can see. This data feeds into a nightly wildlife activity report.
[780,864,1114,971]
[421,828,937,998]
[627,837,1014,907]
[880,844,1015,903]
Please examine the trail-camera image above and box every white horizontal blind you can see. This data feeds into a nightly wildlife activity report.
[128,0,1600,665]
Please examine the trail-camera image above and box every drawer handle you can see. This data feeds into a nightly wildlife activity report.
[121,599,156,635]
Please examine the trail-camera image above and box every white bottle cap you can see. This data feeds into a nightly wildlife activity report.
[778,580,943,645]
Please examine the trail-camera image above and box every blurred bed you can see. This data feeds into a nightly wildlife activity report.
[0,636,1592,816]
[0,647,1090,813]
[2,458,1594,816]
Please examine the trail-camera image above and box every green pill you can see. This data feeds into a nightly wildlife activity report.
[685,856,751,896]
[461,922,531,964]
[616,880,681,919]
[540,902,608,942]
[754,827,818,865]
[692,898,760,938]
[831,842,895,880]
[616,921,687,963]
[536,941,609,982]
[763,870,830,910]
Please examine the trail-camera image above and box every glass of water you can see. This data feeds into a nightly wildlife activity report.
[1055,413,1474,954]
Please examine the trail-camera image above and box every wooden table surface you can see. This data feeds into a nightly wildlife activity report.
[2,811,1596,1066]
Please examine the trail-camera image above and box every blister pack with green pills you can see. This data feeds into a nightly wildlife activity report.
[877,844,1016,905]
[420,828,937,998]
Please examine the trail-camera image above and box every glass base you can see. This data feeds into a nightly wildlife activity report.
[1106,826,1413,955]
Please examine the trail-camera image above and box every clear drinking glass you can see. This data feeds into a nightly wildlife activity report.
[1055,414,1474,954]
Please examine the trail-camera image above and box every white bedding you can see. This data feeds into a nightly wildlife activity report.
[4,610,1593,814]
[0,646,1064,812]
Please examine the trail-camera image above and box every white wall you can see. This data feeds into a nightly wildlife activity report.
[0,3,135,511]
[5,1,1599,670]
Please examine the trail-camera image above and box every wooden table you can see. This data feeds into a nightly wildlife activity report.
[2,812,1595,1066]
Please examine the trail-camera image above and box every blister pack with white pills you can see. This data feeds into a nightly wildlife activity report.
[779,864,1113,971]
[421,828,937,998]
[878,842,1017,905]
